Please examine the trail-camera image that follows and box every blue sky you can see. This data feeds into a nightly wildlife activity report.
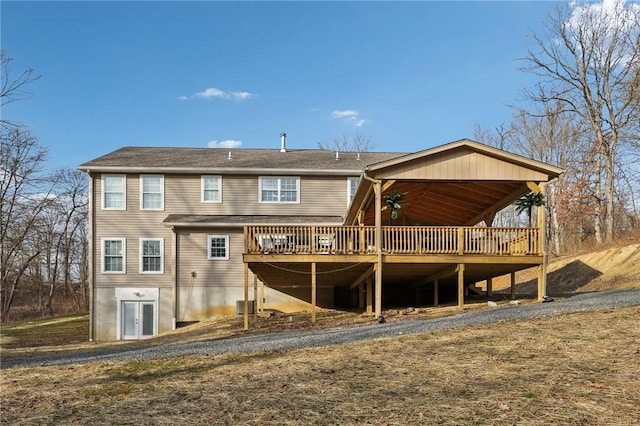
[2,1,559,171]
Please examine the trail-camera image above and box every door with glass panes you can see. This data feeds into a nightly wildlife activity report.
[121,301,156,339]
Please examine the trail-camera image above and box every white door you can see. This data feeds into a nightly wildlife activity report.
[122,301,156,339]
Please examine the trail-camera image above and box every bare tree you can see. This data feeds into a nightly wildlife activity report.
[473,124,520,228]
[0,129,54,321]
[473,123,513,150]
[521,0,640,243]
[1,52,90,320]
[40,169,88,316]
[510,93,585,254]
[317,133,375,152]
[1,50,40,130]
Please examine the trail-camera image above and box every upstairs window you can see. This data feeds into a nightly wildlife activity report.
[102,238,126,273]
[259,176,300,203]
[208,235,229,260]
[102,175,126,210]
[201,175,222,203]
[140,175,164,210]
[347,177,359,204]
[140,238,163,273]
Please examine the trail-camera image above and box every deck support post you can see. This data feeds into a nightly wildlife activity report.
[487,277,493,298]
[311,262,317,323]
[358,283,365,309]
[530,181,548,301]
[366,277,373,314]
[260,278,265,312]
[253,274,258,317]
[510,272,516,300]
[537,265,544,302]
[243,262,249,330]
[457,264,465,309]
[538,183,548,300]
[375,255,382,317]
[433,279,439,306]
[374,179,383,318]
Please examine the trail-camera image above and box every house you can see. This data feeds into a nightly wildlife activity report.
[79,137,562,341]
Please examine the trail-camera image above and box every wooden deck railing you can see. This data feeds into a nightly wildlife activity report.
[245,226,540,256]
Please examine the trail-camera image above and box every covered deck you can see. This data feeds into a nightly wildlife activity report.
[241,140,563,328]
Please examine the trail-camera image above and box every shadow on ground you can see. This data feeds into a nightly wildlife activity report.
[497,260,602,297]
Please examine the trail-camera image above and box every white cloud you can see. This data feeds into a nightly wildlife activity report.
[567,0,640,35]
[180,87,255,101]
[229,91,253,101]
[207,139,243,148]
[331,109,367,127]
[196,88,228,99]
[565,0,640,65]
[331,110,359,119]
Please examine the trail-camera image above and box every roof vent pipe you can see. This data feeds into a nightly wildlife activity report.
[357,152,361,161]
[280,133,287,153]
[228,151,232,160]
[335,151,340,160]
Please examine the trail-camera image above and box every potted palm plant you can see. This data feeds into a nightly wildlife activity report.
[514,192,545,227]
[382,189,407,225]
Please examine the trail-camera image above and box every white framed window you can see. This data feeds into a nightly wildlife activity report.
[201,175,222,203]
[259,176,300,203]
[102,174,126,210]
[102,238,126,273]
[139,238,164,273]
[140,175,164,210]
[347,177,359,204]
[207,235,229,260]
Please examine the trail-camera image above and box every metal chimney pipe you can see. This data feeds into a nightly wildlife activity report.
[280,133,287,152]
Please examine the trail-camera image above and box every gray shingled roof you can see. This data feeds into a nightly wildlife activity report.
[163,214,344,226]
[79,147,405,171]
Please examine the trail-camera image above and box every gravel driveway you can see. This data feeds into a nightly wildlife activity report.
[3,288,639,369]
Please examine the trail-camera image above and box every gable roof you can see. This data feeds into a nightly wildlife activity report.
[345,138,564,226]
[78,147,405,175]
[163,214,344,227]
[364,139,564,179]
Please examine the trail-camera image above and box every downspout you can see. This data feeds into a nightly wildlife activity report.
[171,226,178,330]
[538,182,548,299]
[87,171,94,342]
[362,171,383,318]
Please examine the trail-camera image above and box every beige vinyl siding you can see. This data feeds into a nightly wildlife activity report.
[175,228,247,319]
[94,174,174,288]
[163,174,351,217]
[177,228,245,287]
[91,170,351,338]
[97,171,353,221]
[174,227,318,320]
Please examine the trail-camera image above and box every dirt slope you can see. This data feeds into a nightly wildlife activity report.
[494,242,640,295]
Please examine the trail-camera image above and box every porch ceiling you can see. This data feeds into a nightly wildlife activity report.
[361,180,528,226]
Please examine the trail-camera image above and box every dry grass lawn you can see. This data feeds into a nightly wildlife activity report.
[3,306,639,425]
[0,300,523,362]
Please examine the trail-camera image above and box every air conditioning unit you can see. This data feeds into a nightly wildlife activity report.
[236,300,255,315]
